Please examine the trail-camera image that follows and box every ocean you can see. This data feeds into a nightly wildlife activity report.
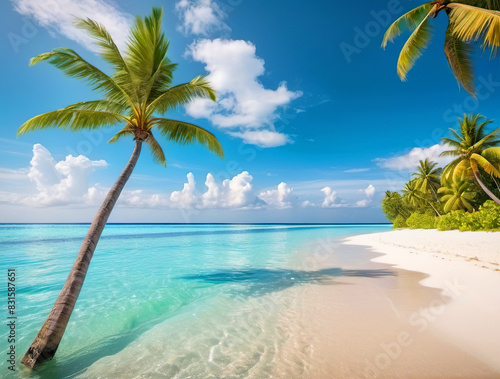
[0,224,391,378]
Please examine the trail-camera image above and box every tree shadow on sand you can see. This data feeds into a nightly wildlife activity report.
[179,267,396,297]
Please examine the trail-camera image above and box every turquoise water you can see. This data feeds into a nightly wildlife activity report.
[0,224,390,378]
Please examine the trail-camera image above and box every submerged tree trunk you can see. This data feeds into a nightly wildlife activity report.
[473,169,500,205]
[21,141,143,369]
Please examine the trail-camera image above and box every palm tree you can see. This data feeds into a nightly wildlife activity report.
[18,8,223,369]
[412,159,441,200]
[382,0,500,95]
[441,114,500,204]
[403,179,442,215]
[438,178,477,212]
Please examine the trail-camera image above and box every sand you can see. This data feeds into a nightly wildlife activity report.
[341,229,500,377]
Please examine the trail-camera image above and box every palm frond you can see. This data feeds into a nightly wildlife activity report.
[448,3,500,53]
[64,100,129,114]
[397,5,437,81]
[444,24,475,95]
[153,118,224,158]
[471,152,500,176]
[147,75,216,117]
[29,48,131,105]
[18,109,126,136]
[108,126,135,143]
[145,133,166,166]
[74,18,137,102]
[382,3,434,48]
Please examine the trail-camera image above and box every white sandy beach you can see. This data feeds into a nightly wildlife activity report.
[344,230,500,374]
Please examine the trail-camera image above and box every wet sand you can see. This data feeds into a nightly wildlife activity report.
[281,236,500,378]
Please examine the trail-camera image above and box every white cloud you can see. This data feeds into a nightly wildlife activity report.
[321,187,345,208]
[170,172,198,208]
[375,144,453,171]
[11,0,132,50]
[21,144,107,206]
[229,130,293,148]
[344,168,370,173]
[258,182,295,209]
[176,0,228,35]
[186,38,302,147]
[354,184,375,208]
[201,171,261,208]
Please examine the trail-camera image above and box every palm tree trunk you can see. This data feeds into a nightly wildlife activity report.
[21,140,143,369]
[472,168,500,205]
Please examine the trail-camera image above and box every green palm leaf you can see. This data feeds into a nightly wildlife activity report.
[471,152,500,176]
[145,133,167,166]
[448,3,500,53]
[18,109,126,136]
[153,118,224,158]
[444,24,475,95]
[382,3,434,48]
[397,5,436,80]
[147,76,216,117]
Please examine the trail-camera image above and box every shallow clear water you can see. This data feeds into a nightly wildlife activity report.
[0,224,390,378]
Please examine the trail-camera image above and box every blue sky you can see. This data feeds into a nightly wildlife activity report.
[2,0,500,223]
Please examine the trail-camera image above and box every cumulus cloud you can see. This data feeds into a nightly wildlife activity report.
[321,187,345,208]
[186,38,302,147]
[375,144,453,171]
[11,0,132,51]
[170,172,198,208]
[258,182,296,209]
[22,144,107,206]
[176,0,228,35]
[201,172,261,208]
[354,184,375,208]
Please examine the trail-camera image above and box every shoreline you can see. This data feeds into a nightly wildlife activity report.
[344,229,500,374]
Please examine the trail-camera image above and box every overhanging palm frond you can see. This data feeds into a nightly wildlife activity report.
[382,3,434,48]
[18,109,126,136]
[153,118,224,158]
[448,3,500,53]
[483,146,500,163]
[145,133,167,166]
[471,153,500,176]
[397,5,437,81]
[146,75,216,116]
[444,24,475,95]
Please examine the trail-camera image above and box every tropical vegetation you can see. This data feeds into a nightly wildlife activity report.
[381,113,500,231]
[17,7,224,369]
[382,0,500,95]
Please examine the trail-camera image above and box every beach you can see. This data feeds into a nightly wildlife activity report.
[337,230,500,377]
[3,224,500,378]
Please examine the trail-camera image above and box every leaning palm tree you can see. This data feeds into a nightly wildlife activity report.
[18,8,223,369]
[441,113,500,204]
[412,159,441,200]
[382,0,500,95]
[438,178,477,212]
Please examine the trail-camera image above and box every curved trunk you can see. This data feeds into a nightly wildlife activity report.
[21,141,142,369]
[472,168,500,205]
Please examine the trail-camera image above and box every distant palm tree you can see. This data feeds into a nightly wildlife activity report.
[412,159,441,200]
[441,114,500,204]
[18,8,223,369]
[382,1,500,95]
[403,179,441,215]
[438,178,476,212]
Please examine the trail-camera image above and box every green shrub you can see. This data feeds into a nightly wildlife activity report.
[436,201,500,231]
[436,210,467,231]
[406,210,436,229]
[392,215,407,229]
